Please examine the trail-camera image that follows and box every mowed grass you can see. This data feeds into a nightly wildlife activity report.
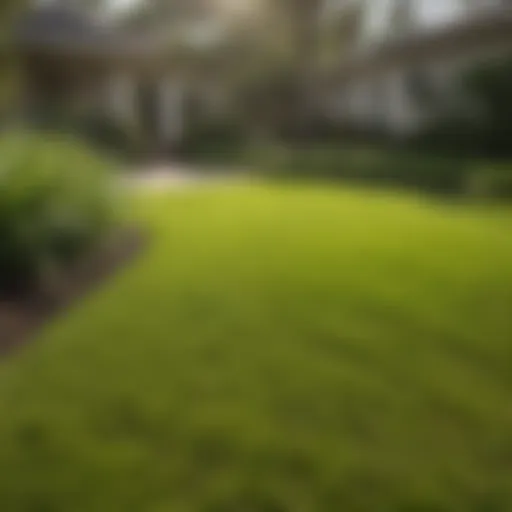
[1,183,512,511]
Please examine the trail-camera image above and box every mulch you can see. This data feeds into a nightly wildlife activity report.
[0,229,148,358]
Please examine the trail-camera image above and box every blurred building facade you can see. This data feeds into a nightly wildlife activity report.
[328,0,512,137]
[13,2,217,152]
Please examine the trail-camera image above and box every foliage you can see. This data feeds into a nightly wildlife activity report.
[254,144,470,193]
[415,55,512,158]
[0,0,28,115]
[0,131,114,294]
[0,0,28,27]
[1,185,512,510]
[25,108,142,160]
[77,114,144,159]
[464,55,512,157]
[468,164,512,200]
[179,117,248,164]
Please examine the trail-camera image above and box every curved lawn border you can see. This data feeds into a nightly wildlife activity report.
[0,229,148,357]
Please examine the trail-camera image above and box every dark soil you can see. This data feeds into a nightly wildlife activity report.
[0,229,148,357]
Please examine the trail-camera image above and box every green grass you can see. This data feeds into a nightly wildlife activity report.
[1,183,512,511]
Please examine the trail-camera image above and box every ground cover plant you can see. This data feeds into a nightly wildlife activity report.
[0,183,511,511]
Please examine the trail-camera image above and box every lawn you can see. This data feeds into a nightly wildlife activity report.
[1,183,512,511]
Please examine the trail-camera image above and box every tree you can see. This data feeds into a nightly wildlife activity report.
[0,0,31,114]
[0,0,30,29]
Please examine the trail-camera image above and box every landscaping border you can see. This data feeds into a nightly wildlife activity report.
[0,228,148,357]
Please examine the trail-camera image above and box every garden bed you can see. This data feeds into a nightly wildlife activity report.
[0,228,147,356]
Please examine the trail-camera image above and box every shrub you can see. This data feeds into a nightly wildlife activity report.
[414,55,512,158]
[467,165,512,200]
[464,56,512,158]
[0,131,114,294]
[179,118,248,164]
[25,108,143,159]
[258,144,468,193]
[78,114,144,159]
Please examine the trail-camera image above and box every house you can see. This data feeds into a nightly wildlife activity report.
[327,0,512,138]
[13,3,193,152]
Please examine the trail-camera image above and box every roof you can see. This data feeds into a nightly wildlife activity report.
[14,4,170,58]
[15,5,111,49]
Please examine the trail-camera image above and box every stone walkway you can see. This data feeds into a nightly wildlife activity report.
[125,163,245,192]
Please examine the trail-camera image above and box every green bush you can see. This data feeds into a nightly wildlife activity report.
[0,131,114,294]
[257,144,468,193]
[464,56,512,158]
[26,107,143,159]
[467,165,512,200]
[414,55,512,158]
[179,118,248,164]
[78,114,144,158]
